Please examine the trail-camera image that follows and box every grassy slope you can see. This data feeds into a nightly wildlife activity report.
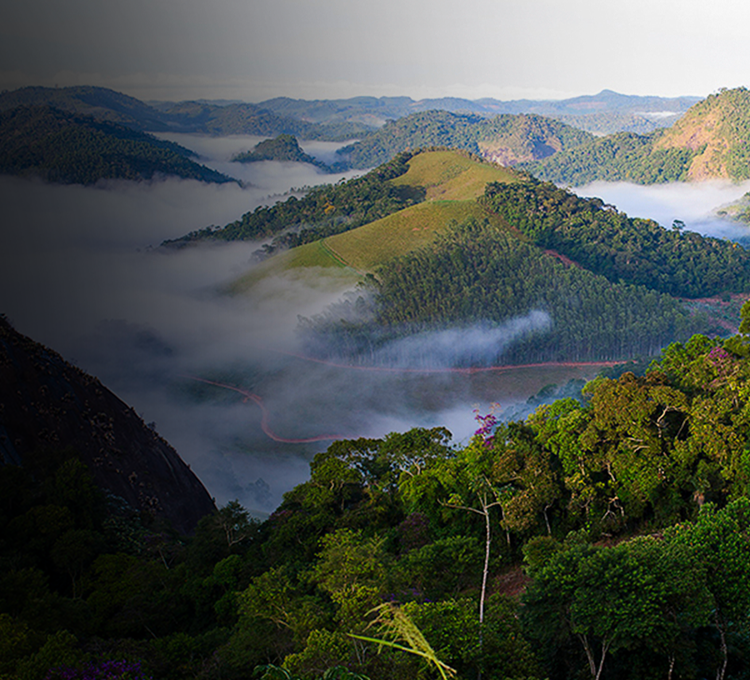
[229,150,519,293]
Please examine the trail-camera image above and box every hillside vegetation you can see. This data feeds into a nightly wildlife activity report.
[226,150,517,292]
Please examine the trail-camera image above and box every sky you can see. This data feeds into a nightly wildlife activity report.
[2,0,750,102]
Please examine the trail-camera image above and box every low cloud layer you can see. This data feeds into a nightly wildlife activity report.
[6,151,732,514]
[574,180,750,242]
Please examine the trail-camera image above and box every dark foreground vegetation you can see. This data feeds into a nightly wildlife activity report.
[8,312,750,679]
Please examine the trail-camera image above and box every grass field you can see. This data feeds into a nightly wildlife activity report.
[325,200,486,272]
[389,149,518,200]
[227,240,361,295]
[230,149,519,294]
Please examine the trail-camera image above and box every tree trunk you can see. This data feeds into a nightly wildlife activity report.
[478,506,491,680]
[716,615,728,680]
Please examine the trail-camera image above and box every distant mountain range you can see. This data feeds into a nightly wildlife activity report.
[256,89,701,135]
[5,84,750,186]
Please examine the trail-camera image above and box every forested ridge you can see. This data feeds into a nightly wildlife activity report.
[300,216,717,366]
[0,106,233,185]
[10,320,750,679]
[480,178,750,298]
[163,151,426,251]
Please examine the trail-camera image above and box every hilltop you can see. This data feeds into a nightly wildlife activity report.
[526,87,750,184]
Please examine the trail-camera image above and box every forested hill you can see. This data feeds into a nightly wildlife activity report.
[0,105,233,185]
[479,178,750,298]
[232,134,329,169]
[524,86,750,184]
[336,111,594,169]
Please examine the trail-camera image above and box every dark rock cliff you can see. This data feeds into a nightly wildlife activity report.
[0,316,216,534]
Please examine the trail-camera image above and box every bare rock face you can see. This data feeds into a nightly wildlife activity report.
[0,316,215,534]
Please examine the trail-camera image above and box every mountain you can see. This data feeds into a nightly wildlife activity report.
[525,87,750,184]
[336,111,594,169]
[0,86,369,140]
[0,105,233,185]
[0,315,215,534]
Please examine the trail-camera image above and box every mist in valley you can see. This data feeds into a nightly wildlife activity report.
[4,136,747,513]
[573,179,750,244]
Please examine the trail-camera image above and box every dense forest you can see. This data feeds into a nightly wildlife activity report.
[0,106,233,185]
[299,216,717,365]
[521,131,699,185]
[480,178,750,298]
[9,320,750,679]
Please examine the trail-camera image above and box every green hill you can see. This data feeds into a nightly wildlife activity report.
[338,111,594,169]
[222,149,738,365]
[525,87,750,184]
[0,105,233,185]
[227,149,518,292]
[232,134,328,169]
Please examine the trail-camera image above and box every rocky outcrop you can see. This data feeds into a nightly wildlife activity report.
[0,316,215,534]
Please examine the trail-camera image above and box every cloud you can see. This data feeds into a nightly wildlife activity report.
[372,312,553,368]
[0,151,591,513]
[573,180,750,242]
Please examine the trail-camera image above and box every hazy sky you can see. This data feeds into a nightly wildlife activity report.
[2,0,749,102]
